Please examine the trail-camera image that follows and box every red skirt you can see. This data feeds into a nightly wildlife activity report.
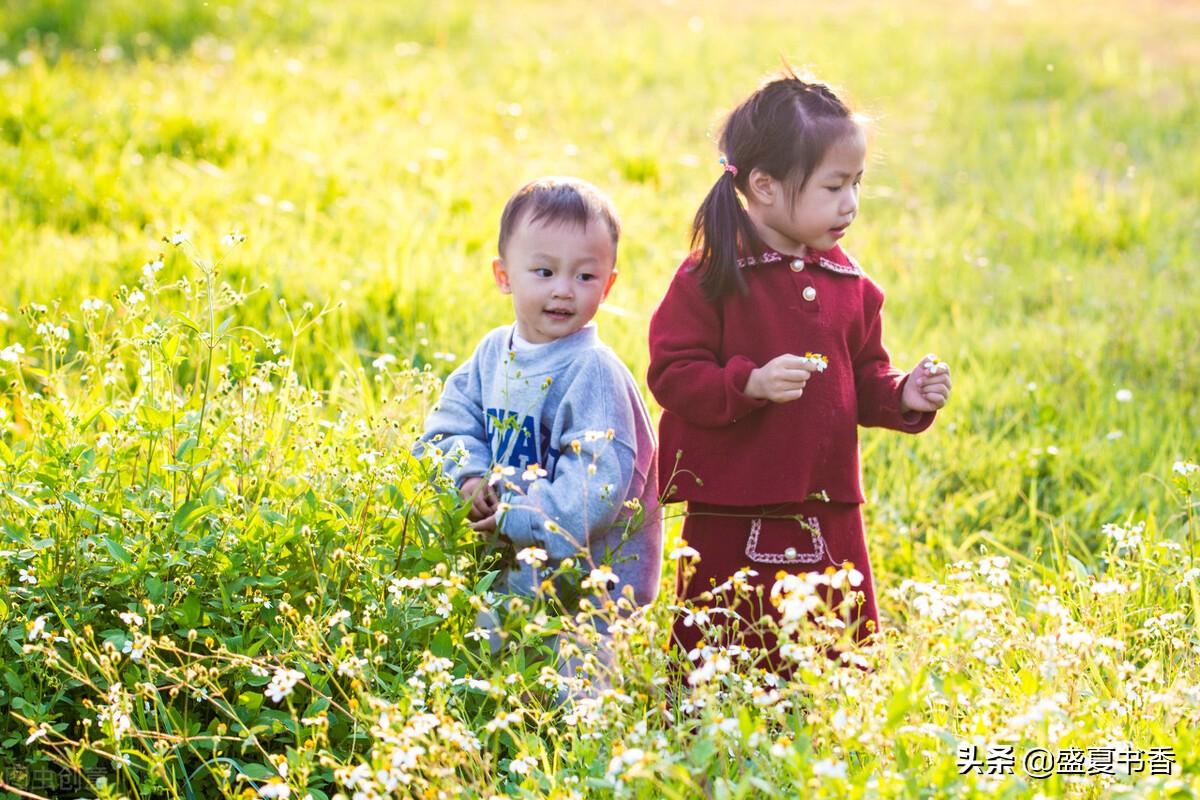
[672,500,879,669]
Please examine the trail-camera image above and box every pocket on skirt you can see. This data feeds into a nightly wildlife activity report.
[745,515,826,565]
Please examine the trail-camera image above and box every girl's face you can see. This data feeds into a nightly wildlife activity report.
[753,127,866,254]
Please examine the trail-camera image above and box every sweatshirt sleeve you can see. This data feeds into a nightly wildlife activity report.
[416,344,494,485]
[647,265,769,428]
[498,359,638,562]
[854,283,935,433]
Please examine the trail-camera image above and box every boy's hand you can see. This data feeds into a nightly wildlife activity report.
[745,354,815,403]
[901,354,952,413]
[460,476,499,522]
[469,514,498,532]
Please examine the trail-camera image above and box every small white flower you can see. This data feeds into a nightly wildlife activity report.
[516,547,549,568]
[509,755,537,776]
[18,567,36,585]
[669,545,700,561]
[1173,461,1198,477]
[485,711,522,733]
[1091,579,1127,596]
[812,758,848,779]
[118,611,145,627]
[127,290,146,306]
[266,667,304,703]
[122,639,145,661]
[222,231,246,247]
[1115,388,1133,403]
[170,230,190,246]
[830,563,864,590]
[582,566,619,592]
[25,724,51,745]
[488,465,516,486]
[258,778,290,798]
[372,353,397,370]
[81,297,106,314]
[0,343,24,363]
[26,615,47,641]
[521,464,548,482]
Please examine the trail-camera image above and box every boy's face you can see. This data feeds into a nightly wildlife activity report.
[493,214,617,344]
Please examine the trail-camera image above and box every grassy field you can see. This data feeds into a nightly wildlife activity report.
[1,0,1199,797]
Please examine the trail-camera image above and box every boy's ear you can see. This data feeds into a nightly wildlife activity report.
[492,258,512,294]
[601,268,618,300]
[745,167,778,206]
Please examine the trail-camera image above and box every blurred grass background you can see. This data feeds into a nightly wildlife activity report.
[1,0,1198,604]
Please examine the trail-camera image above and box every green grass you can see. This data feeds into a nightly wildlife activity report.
[1,0,1198,797]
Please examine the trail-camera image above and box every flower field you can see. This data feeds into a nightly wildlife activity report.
[1,0,1198,797]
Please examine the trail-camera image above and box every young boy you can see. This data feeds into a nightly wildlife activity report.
[418,176,662,636]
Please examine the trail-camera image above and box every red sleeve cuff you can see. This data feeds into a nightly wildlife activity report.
[725,355,770,423]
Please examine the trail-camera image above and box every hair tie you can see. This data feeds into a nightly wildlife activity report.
[719,156,738,177]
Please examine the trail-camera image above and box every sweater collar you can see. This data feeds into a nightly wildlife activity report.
[503,322,599,370]
[736,243,863,277]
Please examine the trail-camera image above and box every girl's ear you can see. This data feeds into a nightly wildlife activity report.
[492,258,512,294]
[745,167,779,206]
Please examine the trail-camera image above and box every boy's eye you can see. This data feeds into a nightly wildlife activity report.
[533,268,552,277]
[578,273,595,282]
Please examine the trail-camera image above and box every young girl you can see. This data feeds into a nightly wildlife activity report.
[648,71,952,666]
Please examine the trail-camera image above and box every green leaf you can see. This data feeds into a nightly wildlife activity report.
[236,762,276,780]
[139,404,173,429]
[173,499,213,533]
[104,536,132,564]
[431,629,454,658]
[175,437,198,460]
[172,311,203,332]
[237,691,264,715]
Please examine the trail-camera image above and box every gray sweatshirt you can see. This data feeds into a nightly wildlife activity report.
[418,323,662,605]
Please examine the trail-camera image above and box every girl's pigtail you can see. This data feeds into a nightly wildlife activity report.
[690,168,760,303]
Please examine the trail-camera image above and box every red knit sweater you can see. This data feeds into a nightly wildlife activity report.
[647,244,935,506]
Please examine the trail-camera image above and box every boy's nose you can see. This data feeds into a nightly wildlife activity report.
[551,281,574,298]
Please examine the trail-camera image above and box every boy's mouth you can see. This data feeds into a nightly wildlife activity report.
[543,308,574,321]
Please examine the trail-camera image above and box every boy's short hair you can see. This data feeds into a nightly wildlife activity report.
[497,176,621,259]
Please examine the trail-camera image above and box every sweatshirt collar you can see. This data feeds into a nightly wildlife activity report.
[503,322,599,370]
[736,243,863,277]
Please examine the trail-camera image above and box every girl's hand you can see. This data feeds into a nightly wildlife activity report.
[901,354,952,413]
[744,353,815,403]
[460,476,499,521]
